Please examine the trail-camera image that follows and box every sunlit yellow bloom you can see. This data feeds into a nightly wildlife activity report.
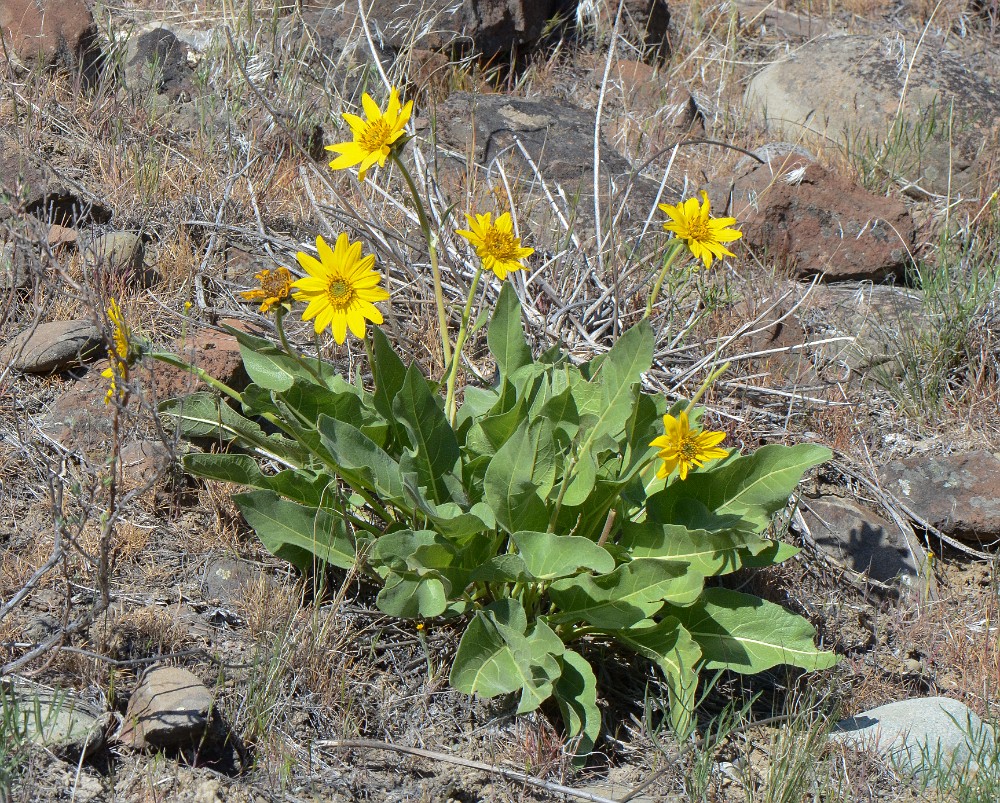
[649,411,728,481]
[101,298,132,404]
[455,212,534,280]
[326,88,412,181]
[659,191,742,269]
[291,233,390,344]
[241,267,294,314]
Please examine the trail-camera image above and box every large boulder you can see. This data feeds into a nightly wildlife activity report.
[299,0,560,55]
[430,91,660,239]
[745,35,1000,197]
[0,0,100,82]
[709,153,915,281]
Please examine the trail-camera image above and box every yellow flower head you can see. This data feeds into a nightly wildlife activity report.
[455,212,534,280]
[326,88,413,181]
[659,191,742,269]
[649,411,728,481]
[101,298,132,404]
[291,233,390,344]
[241,267,294,314]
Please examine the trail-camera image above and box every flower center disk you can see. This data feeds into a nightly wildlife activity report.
[328,278,354,306]
[484,229,520,260]
[360,119,391,152]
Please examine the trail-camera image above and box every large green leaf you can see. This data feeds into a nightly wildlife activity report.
[183,453,331,508]
[276,381,364,430]
[450,600,564,714]
[667,587,838,673]
[553,649,601,758]
[464,397,527,458]
[377,572,449,618]
[487,282,532,380]
[650,444,831,532]
[512,530,615,580]
[483,418,556,533]
[549,559,704,629]
[620,520,764,577]
[160,393,308,467]
[572,320,654,445]
[392,364,461,503]
[221,324,326,392]
[316,415,406,506]
[371,327,407,424]
[233,490,357,571]
[613,617,702,736]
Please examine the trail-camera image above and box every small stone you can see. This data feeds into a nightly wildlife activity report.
[202,557,265,604]
[831,697,995,778]
[3,320,103,373]
[47,223,78,247]
[4,683,106,759]
[800,496,924,582]
[120,439,174,486]
[151,330,250,399]
[83,232,153,286]
[879,451,1000,543]
[118,666,215,750]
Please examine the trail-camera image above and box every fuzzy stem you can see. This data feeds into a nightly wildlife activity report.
[644,240,686,319]
[444,264,484,423]
[390,151,451,370]
[275,307,325,386]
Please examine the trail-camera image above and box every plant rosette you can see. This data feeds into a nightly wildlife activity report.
[160,283,836,757]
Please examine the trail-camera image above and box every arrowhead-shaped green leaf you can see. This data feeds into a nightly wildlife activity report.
[553,649,601,759]
[667,587,838,673]
[487,282,532,380]
[484,418,556,533]
[512,530,615,580]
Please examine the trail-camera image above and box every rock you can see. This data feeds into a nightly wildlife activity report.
[0,137,110,226]
[831,697,995,777]
[745,35,1000,197]
[3,320,103,373]
[118,666,214,750]
[44,330,249,452]
[3,682,106,759]
[299,0,560,55]
[124,27,197,102]
[800,496,924,583]
[735,0,829,41]
[431,91,659,237]
[879,451,1000,543]
[152,330,250,400]
[1,238,32,289]
[202,557,267,604]
[0,0,100,83]
[120,439,174,486]
[709,157,914,281]
[578,0,671,55]
[83,231,154,286]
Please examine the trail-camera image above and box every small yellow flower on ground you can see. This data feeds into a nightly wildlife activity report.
[455,212,534,280]
[291,233,390,344]
[659,191,742,269]
[326,88,413,181]
[101,298,132,404]
[241,267,294,314]
[649,411,728,481]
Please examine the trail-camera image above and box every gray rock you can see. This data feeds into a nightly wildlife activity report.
[431,92,660,239]
[879,451,1000,544]
[3,682,106,759]
[83,231,150,285]
[3,320,103,373]
[202,557,266,604]
[124,27,197,102]
[118,666,214,750]
[800,496,924,582]
[120,439,174,486]
[831,697,995,777]
[745,35,1000,196]
[299,0,560,55]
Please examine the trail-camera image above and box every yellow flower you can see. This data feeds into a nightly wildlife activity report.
[241,267,294,314]
[326,88,413,181]
[101,298,132,404]
[659,191,742,269]
[649,411,728,481]
[455,212,534,280]
[291,233,390,344]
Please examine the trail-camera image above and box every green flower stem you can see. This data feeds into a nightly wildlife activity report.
[683,361,730,415]
[389,151,452,371]
[547,445,580,533]
[444,263,484,424]
[275,307,325,386]
[644,240,686,319]
[146,352,243,404]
